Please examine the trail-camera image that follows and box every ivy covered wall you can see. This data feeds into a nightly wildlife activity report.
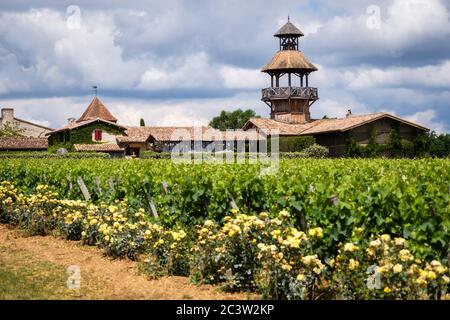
[48,122,125,146]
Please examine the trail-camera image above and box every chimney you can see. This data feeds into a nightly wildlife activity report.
[1,108,14,123]
[67,117,76,124]
[346,109,352,118]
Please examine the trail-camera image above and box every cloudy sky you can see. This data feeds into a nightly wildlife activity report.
[0,0,449,132]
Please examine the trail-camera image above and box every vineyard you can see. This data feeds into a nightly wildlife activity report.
[0,158,449,299]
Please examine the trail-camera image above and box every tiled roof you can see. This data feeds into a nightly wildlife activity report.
[243,118,314,135]
[46,118,127,136]
[0,137,48,150]
[77,97,118,123]
[73,143,124,152]
[118,126,265,143]
[244,113,429,135]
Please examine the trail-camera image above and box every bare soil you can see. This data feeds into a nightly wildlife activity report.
[0,224,258,300]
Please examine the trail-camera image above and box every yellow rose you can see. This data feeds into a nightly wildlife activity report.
[296,274,305,281]
[383,287,391,294]
[281,263,292,271]
[393,264,403,273]
[427,271,437,280]
[344,243,359,252]
[348,258,360,271]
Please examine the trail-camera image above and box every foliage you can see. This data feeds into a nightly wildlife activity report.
[345,127,450,158]
[48,122,124,145]
[0,158,448,263]
[278,136,316,152]
[140,118,146,127]
[302,144,329,158]
[331,235,449,299]
[0,152,109,159]
[414,132,450,158]
[141,151,172,159]
[48,142,74,153]
[0,122,25,137]
[209,109,260,130]
[1,183,448,300]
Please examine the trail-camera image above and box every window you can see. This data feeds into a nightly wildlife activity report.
[94,129,102,141]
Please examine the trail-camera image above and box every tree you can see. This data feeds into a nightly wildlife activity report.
[209,109,260,130]
[140,118,146,127]
[0,122,25,137]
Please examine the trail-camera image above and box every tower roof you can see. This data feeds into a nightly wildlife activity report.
[77,97,118,123]
[261,50,317,73]
[274,21,304,37]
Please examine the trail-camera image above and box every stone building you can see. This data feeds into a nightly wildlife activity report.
[243,18,429,156]
[0,108,53,138]
[46,97,127,156]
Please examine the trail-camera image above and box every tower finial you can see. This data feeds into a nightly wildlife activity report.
[288,15,290,22]
[92,85,98,97]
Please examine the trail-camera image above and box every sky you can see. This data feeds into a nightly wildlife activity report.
[0,0,449,133]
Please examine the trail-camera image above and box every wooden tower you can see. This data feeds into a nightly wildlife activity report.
[261,18,318,124]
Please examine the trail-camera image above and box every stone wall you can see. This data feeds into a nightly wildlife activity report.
[0,108,52,138]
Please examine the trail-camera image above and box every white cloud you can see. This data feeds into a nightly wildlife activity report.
[345,61,450,89]
[219,66,266,89]
[138,52,221,90]
[0,92,268,128]
[404,109,448,134]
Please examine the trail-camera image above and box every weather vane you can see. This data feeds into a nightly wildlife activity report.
[92,85,98,96]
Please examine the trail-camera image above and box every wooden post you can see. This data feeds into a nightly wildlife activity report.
[77,176,91,201]
[108,178,115,193]
[142,183,159,218]
[228,191,239,211]
[288,73,291,87]
[306,73,309,87]
[67,176,73,191]
[161,181,169,194]
[95,176,102,195]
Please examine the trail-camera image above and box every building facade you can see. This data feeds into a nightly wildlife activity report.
[46,97,127,156]
[1,108,53,138]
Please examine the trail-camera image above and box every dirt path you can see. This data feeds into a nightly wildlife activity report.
[0,224,257,300]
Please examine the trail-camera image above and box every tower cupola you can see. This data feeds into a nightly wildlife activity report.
[261,17,318,124]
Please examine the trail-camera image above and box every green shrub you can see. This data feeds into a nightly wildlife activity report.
[277,136,316,152]
[302,144,329,158]
[0,151,109,159]
[48,142,74,153]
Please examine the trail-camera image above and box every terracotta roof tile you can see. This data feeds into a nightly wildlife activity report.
[244,113,429,135]
[77,97,118,123]
[73,143,124,152]
[118,126,265,143]
[0,137,48,150]
[46,118,127,136]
